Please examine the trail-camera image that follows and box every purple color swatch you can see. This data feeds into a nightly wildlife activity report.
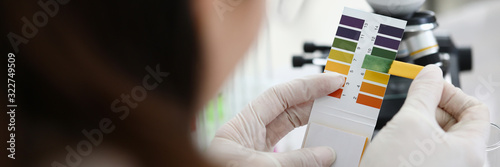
[374,36,400,50]
[336,26,361,41]
[339,15,365,29]
[378,24,405,38]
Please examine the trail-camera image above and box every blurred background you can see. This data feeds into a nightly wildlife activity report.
[194,0,500,164]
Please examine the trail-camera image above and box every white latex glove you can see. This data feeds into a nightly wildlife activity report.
[360,65,491,167]
[207,73,345,167]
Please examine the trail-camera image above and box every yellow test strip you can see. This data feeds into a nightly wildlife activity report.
[388,61,424,79]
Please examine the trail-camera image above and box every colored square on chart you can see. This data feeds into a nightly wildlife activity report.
[360,82,387,97]
[356,93,383,109]
[328,49,354,64]
[329,89,343,99]
[363,70,391,85]
[332,38,358,52]
[378,24,405,38]
[374,36,400,50]
[325,60,351,75]
[371,47,397,60]
[336,26,362,41]
[339,15,365,29]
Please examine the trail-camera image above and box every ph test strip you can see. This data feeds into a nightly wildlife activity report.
[362,54,425,79]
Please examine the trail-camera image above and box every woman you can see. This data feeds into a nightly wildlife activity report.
[2,0,490,166]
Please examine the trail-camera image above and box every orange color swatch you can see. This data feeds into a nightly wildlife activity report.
[325,61,351,75]
[359,82,386,97]
[329,89,344,99]
[356,93,383,109]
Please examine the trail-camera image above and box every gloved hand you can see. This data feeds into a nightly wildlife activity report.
[207,73,345,167]
[360,65,491,167]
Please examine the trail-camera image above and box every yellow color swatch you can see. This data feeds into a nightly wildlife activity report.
[325,60,351,75]
[329,49,354,64]
[364,70,390,85]
[388,61,424,79]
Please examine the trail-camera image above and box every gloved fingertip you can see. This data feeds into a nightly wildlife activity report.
[336,76,345,88]
[404,64,444,116]
[311,147,336,166]
[323,72,345,88]
[416,65,443,80]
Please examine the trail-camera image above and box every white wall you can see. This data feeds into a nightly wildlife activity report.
[437,0,500,127]
[425,0,493,14]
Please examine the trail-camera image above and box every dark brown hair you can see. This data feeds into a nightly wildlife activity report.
[1,0,207,166]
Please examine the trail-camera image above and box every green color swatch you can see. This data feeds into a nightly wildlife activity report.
[362,54,394,73]
[332,38,358,52]
[371,47,397,60]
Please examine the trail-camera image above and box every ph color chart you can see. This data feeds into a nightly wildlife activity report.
[303,7,406,167]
